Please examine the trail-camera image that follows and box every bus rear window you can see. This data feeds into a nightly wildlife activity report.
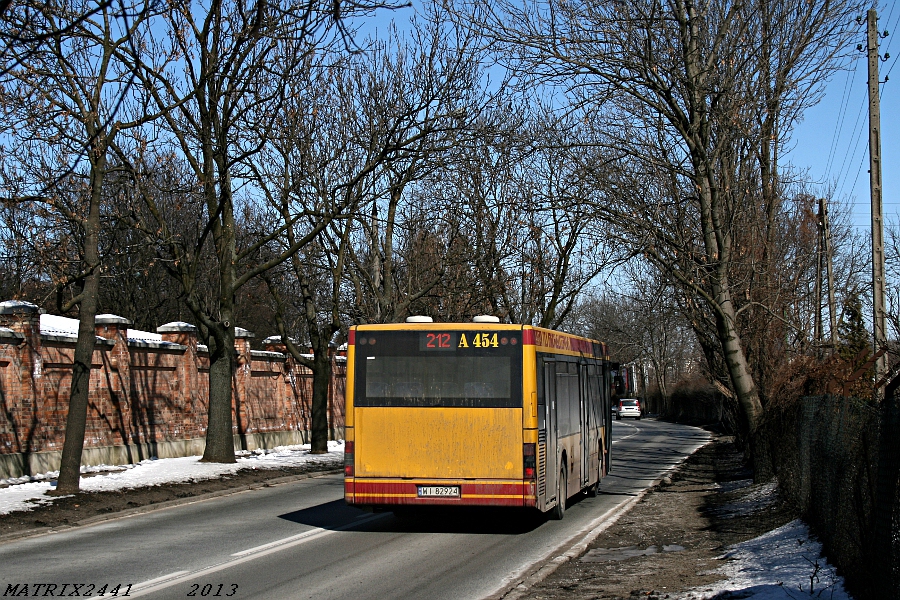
[354,330,522,408]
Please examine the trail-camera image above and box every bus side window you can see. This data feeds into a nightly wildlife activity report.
[555,366,565,435]
[590,373,602,425]
[556,362,578,437]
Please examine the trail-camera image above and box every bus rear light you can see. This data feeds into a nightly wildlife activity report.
[523,443,536,480]
[344,441,354,477]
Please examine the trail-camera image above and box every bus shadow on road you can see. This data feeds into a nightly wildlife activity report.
[278,500,546,535]
[377,507,547,534]
[277,499,365,529]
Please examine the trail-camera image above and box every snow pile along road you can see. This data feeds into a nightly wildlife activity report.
[0,441,344,515]
[681,519,851,600]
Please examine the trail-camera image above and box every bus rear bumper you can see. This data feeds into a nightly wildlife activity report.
[345,478,537,508]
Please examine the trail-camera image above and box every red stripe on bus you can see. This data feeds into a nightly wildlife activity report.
[346,481,531,507]
[348,329,355,345]
[353,496,525,508]
[352,481,526,495]
[522,329,534,345]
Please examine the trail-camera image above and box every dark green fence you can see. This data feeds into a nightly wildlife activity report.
[763,392,900,598]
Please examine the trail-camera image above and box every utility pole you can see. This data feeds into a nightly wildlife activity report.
[813,200,825,358]
[821,197,838,351]
[867,8,887,395]
[815,201,824,352]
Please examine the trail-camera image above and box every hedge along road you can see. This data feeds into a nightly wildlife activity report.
[0,419,709,600]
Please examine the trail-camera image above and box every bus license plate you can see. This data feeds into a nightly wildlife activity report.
[417,486,460,498]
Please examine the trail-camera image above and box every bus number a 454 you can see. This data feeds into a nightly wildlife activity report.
[459,333,499,348]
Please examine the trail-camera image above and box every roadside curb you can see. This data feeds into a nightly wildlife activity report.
[488,436,714,600]
[0,468,343,546]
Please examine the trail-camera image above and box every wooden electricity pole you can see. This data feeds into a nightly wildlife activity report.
[867,8,887,394]
[821,197,838,351]
[815,202,823,350]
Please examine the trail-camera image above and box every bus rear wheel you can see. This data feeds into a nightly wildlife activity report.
[550,466,567,520]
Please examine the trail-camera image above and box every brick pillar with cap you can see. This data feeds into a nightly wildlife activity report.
[234,327,254,437]
[157,322,201,440]
[92,314,133,447]
[0,301,42,459]
[95,315,132,399]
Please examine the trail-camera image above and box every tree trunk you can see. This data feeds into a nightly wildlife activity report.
[54,174,103,494]
[697,142,769,478]
[201,322,236,463]
[714,282,770,480]
[310,347,332,454]
[54,274,100,494]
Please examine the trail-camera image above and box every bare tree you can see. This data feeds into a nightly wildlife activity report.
[0,199,49,301]
[117,0,402,463]
[341,14,494,325]
[883,218,900,344]
[242,8,488,450]
[0,1,142,77]
[250,47,359,454]
[0,0,160,493]
[568,262,701,416]
[467,0,864,477]
[444,108,620,327]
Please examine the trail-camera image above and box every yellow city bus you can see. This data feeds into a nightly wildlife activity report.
[343,317,615,519]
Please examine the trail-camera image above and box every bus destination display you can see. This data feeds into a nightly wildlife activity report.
[419,331,520,351]
[419,332,456,351]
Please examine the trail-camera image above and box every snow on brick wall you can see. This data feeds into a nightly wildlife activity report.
[0,304,345,456]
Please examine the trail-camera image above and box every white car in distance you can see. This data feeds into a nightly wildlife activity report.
[615,398,642,420]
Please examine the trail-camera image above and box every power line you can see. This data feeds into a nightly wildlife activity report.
[824,64,857,179]
[884,0,896,33]
[846,144,868,205]
[880,8,900,83]
[833,92,868,201]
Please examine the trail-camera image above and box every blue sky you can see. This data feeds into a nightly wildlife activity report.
[790,6,900,232]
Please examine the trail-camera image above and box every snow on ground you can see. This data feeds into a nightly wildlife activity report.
[675,472,853,599]
[681,519,852,599]
[0,441,343,516]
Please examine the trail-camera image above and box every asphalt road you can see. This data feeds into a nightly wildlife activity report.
[0,419,709,600]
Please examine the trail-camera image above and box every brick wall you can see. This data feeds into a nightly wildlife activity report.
[0,302,345,477]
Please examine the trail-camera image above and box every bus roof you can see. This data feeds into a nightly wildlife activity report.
[349,323,609,359]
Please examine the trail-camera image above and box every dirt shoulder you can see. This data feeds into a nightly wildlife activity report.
[0,462,341,543]
[513,433,798,600]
